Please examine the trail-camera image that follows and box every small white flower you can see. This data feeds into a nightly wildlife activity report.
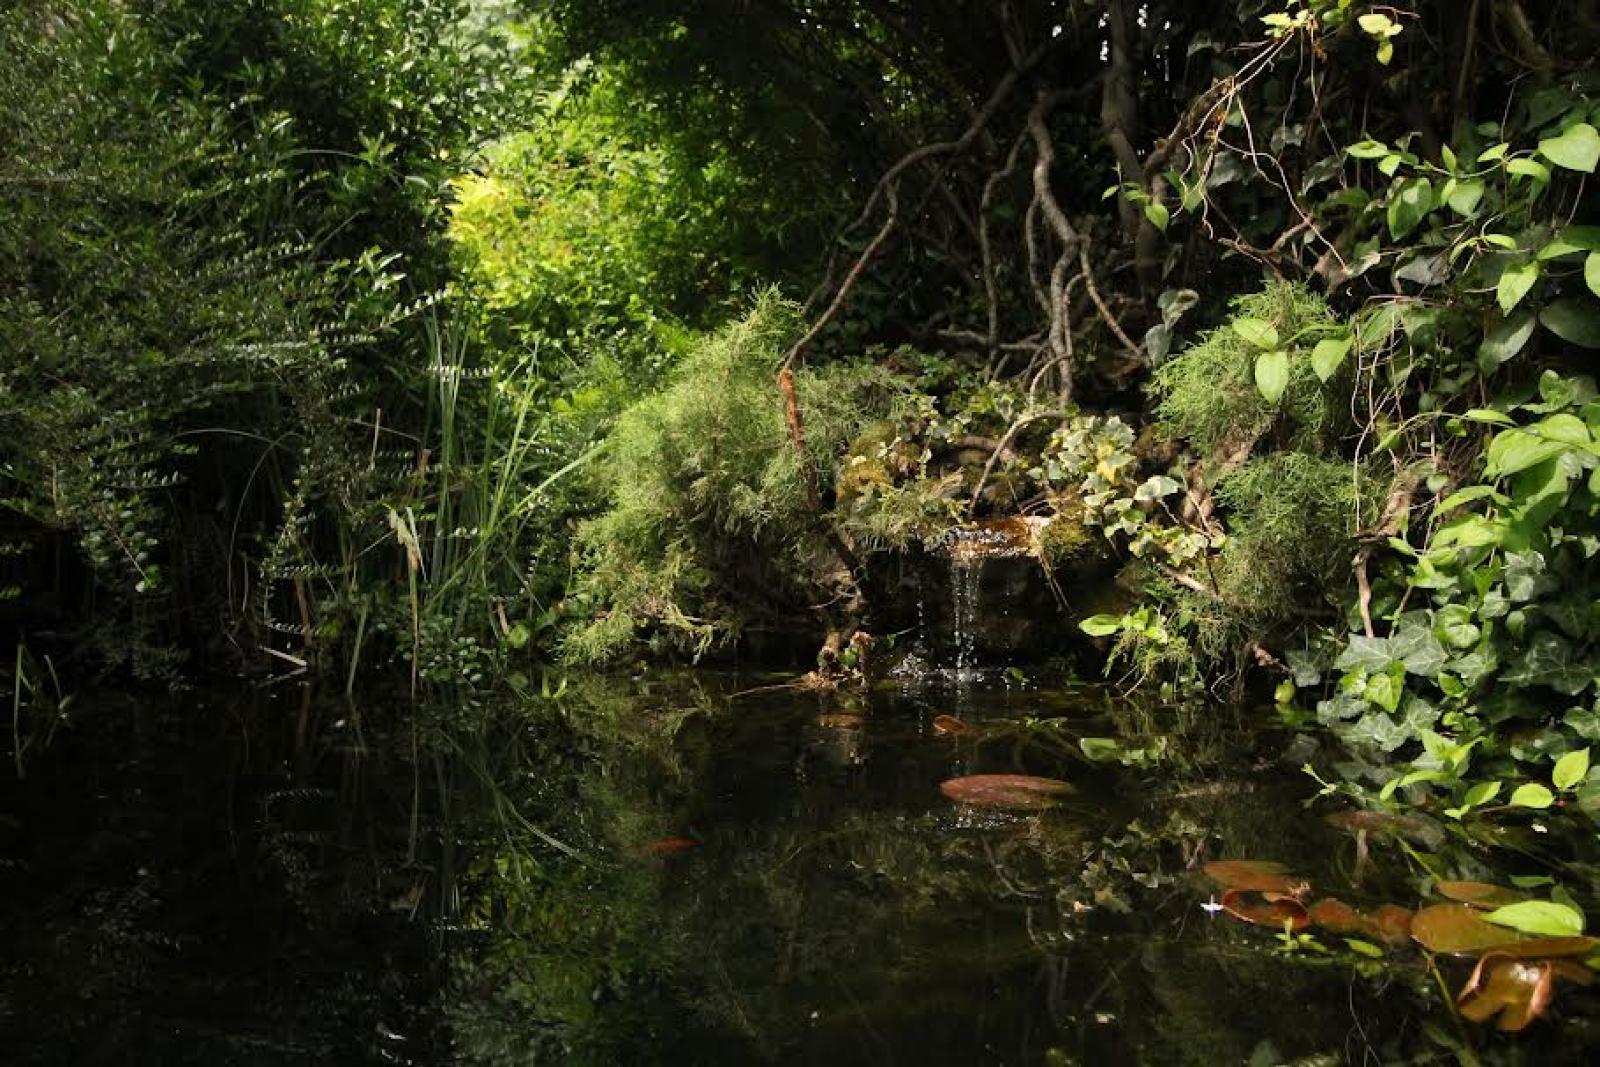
[1201,896,1225,915]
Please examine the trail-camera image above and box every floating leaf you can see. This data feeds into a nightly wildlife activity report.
[1323,808,1443,846]
[1371,904,1415,943]
[1412,904,1530,955]
[638,837,698,856]
[1255,349,1290,404]
[1437,881,1526,909]
[1221,889,1309,930]
[1231,317,1279,348]
[1484,900,1585,938]
[939,774,1073,810]
[1202,859,1300,893]
[1538,122,1600,173]
[930,714,969,737]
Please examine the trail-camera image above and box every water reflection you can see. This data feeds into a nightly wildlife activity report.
[5,675,1599,1064]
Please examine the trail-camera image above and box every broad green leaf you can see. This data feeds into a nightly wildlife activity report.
[1387,177,1432,239]
[1538,122,1600,173]
[1587,253,1600,299]
[1134,475,1181,501]
[1079,737,1121,762]
[1461,779,1503,807]
[1144,201,1169,232]
[1554,748,1591,790]
[1509,782,1555,808]
[1079,615,1123,637]
[1254,349,1290,404]
[1463,407,1515,425]
[1497,260,1540,313]
[1232,317,1279,348]
[1541,298,1600,349]
[1446,178,1485,216]
[1484,900,1585,937]
[1485,429,1568,478]
[1531,413,1592,446]
[1477,142,1509,162]
[1538,226,1600,259]
[1506,158,1552,186]
[1477,309,1536,368]
[1436,485,1502,512]
[1310,335,1352,381]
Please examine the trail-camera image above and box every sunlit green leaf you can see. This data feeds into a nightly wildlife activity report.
[1538,122,1600,173]
[1497,260,1540,313]
[1254,349,1290,404]
[1310,335,1352,381]
[1509,782,1555,808]
[1485,899,1585,937]
[1231,317,1279,348]
[1554,748,1590,790]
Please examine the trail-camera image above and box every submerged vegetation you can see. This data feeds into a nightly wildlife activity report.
[5,0,1600,1059]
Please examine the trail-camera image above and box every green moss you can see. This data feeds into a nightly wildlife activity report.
[563,291,901,663]
[1151,281,1343,460]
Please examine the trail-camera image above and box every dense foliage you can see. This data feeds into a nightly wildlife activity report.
[6,0,1600,1025]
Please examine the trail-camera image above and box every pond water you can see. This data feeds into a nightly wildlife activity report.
[3,669,1598,1064]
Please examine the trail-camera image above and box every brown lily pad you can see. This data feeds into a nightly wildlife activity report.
[1324,808,1444,846]
[815,713,866,728]
[1436,880,1525,909]
[1306,898,1413,944]
[1456,953,1592,1032]
[1202,859,1303,895]
[931,714,970,737]
[1371,904,1415,943]
[1221,888,1310,930]
[1413,904,1528,955]
[939,774,1073,811]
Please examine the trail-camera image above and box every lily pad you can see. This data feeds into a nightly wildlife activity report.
[1221,888,1309,930]
[931,714,969,737]
[1306,898,1412,943]
[1324,808,1444,846]
[1202,859,1302,894]
[1436,881,1526,909]
[939,774,1073,810]
[1412,903,1600,956]
[1413,904,1528,954]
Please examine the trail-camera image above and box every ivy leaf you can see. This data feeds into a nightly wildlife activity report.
[1232,317,1279,348]
[1310,335,1353,381]
[1553,748,1591,790]
[1133,475,1181,501]
[1503,631,1595,695]
[1541,299,1600,349]
[1477,309,1537,368]
[1497,260,1540,313]
[1538,122,1600,173]
[1508,783,1556,809]
[1484,899,1584,937]
[1254,349,1290,404]
[1387,177,1433,240]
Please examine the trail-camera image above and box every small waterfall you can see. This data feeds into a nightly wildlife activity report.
[940,517,1040,684]
[950,554,981,683]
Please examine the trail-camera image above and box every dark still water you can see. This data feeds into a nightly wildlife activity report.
[3,672,1598,1064]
